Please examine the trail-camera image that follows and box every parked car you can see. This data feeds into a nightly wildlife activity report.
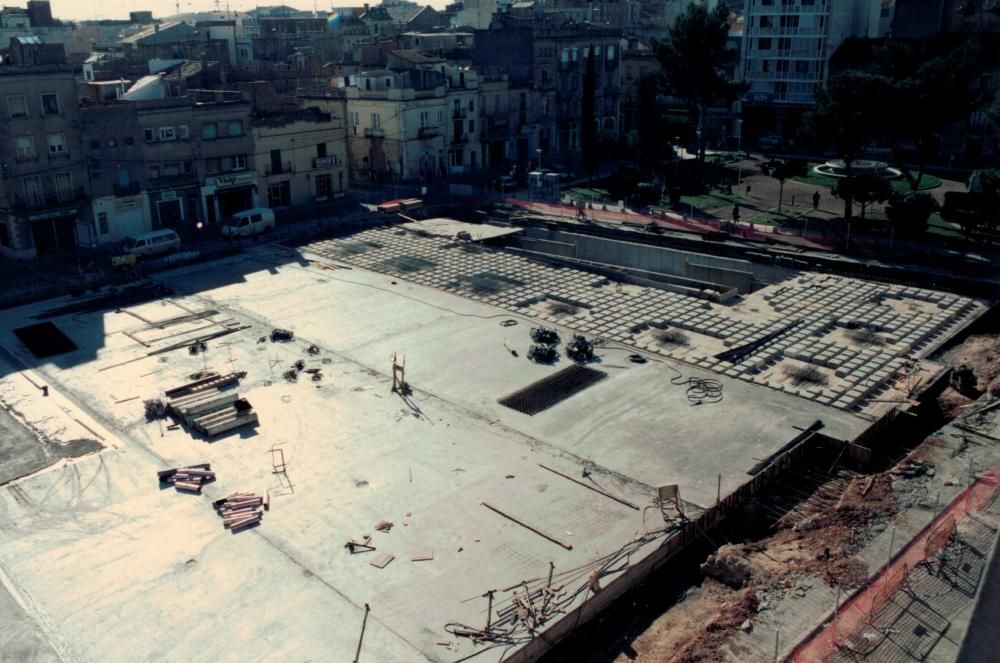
[221,208,276,238]
[123,229,181,257]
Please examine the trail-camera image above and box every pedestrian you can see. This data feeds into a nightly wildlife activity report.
[812,191,820,210]
[746,183,752,197]
[732,203,740,223]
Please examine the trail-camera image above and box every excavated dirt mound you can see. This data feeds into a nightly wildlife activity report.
[941,334,1000,395]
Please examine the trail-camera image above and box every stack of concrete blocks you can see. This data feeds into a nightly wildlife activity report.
[309,228,983,415]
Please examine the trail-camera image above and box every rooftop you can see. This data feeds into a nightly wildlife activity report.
[0,221,987,662]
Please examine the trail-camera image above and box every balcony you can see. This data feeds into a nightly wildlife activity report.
[265,162,294,176]
[13,188,85,213]
[747,26,826,36]
[313,156,337,169]
[364,127,385,138]
[417,126,440,139]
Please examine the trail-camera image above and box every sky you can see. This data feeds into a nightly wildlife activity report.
[48,0,444,22]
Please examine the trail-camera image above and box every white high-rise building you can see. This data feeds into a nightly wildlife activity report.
[740,0,891,114]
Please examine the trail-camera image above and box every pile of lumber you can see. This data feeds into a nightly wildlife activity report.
[161,372,258,438]
[213,491,269,531]
[158,463,216,493]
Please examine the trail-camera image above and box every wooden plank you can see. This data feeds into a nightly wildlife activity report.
[481,502,573,550]
[370,553,395,568]
[538,463,640,510]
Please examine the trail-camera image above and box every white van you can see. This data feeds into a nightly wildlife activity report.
[123,229,181,257]
[221,208,276,238]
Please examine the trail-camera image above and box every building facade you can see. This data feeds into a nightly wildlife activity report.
[0,65,89,258]
[253,106,349,211]
[740,0,891,136]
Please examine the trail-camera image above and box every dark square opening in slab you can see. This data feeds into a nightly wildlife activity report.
[498,365,607,415]
[14,322,78,359]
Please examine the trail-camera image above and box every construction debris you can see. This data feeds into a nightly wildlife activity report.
[345,536,376,553]
[530,327,560,345]
[528,344,558,363]
[890,458,933,478]
[144,399,168,421]
[158,463,215,493]
[213,492,266,531]
[565,334,595,362]
[374,520,394,532]
[165,381,259,438]
[270,328,295,342]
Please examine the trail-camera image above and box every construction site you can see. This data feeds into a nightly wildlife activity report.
[0,210,998,663]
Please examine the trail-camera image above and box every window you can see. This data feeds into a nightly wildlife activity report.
[233,154,247,170]
[98,212,109,235]
[205,158,221,174]
[270,150,282,174]
[371,113,381,129]
[316,142,327,158]
[178,125,190,140]
[779,15,799,27]
[22,176,43,206]
[162,162,180,176]
[267,181,290,207]
[469,99,475,112]
[150,165,160,179]
[202,123,218,140]
[758,38,772,50]
[468,119,475,133]
[144,128,155,143]
[450,151,463,167]
[159,127,176,142]
[795,60,809,73]
[762,60,770,72]
[53,172,73,198]
[316,173,332,199]
[349,111,358,127]
[7,95,27,118]
[607,45,615,60]
[777,60,789,73]
[40,93,60,116]
[47,133,66,156]
[760,16,773,27]
[0,222,10,248]
[15,135,35,159]
[227,120,243,137]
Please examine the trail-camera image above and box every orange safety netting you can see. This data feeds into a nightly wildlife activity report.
[787,464,1000,663]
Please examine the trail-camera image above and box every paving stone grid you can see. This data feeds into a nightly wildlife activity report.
[301,228,984,418]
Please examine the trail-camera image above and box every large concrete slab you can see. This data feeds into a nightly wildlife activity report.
[0,244,892,663]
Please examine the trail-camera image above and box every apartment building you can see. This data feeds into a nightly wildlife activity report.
[253,106,349,210]
[342,53,451,181]
[0,65,88,258]
[741,0,890,135]
[78,102,153,247]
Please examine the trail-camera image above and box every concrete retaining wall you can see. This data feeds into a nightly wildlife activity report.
[517,227,795,293]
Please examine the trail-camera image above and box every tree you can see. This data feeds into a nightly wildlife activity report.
[833,173,892,220]
[886,192,937,237]
[580,46,598,178]
[653,3,745,167]
[803,72,892,220]
[941,170,1000,235]
[870,41,983,192]
[760,159,807,211]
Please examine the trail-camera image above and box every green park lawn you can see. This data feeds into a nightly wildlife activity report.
[793,164,941,192]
